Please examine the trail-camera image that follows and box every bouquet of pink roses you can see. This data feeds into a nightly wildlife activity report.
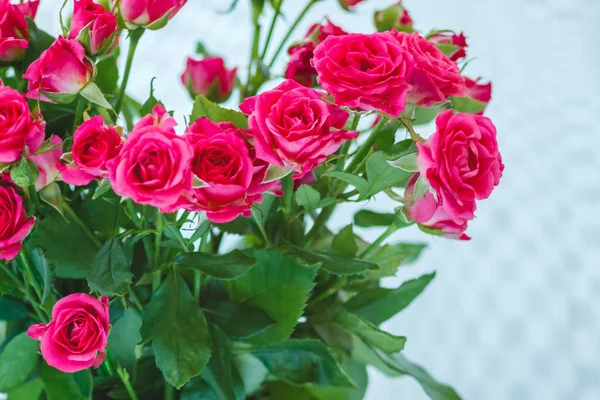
[0,0,503,399]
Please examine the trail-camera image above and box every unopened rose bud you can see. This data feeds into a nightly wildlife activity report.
[181,57,237,103]
[374,2,413,32]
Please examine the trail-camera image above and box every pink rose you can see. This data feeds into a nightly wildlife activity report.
[70,0,118,56]
[428,32,468,62]
[240,79,358,178]
[28,136,63,191]
[181,57,237,103]
[107,108,193,213]
[133,103,178,132]
[0,186,35,261]
[0,0,39,63]
[120,0,187,28]
[339,0,365,10]
[0,84,45,163]
[463,77,492,115]
[58,116,123,186]
[313,32,415,117]
[393,31,465,107]
[181,118,281,223]
[405,173,471,240]
[374,1,413,33]
[286,20,347,88]
[417,110,503,221]
[27,294,109,373]
[23,37,94,103]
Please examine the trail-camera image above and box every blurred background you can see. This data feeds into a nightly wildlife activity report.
[36,0,600,399]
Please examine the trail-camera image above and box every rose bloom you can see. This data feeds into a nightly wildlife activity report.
[107,106,193,213]
[393,31,465,107]
[0,186,35,261]
[240,79,358,178]
[286,20,347,87]
[181,57,237,103]
[428,32,468,62]
[313,32,415,117]
[0,84,45,163]
[28,294,110,373]
[181,118,281,223]
[0,0,39,63]
[463,77,492,115]
[70,0,118,56]
[23,37,94,102]
[28,136,63,191]
[417,110,504,221]
[58,116,123,186]
[339,0,365,10]
[405,173,471,240]
[134,103,178,132]
[120,0,187,28]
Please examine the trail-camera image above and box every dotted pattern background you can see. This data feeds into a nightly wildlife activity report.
[34,1,600,399]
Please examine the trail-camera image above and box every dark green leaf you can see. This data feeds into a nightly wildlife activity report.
[354,210,397,228]
[22,19,55,69]
[0,298,29,321]
[92,179,112,200]
[107,308,142,372]
[366,152,411,197]
[251,339,354,387]
[191,94,248,128]
[140,272,211,389]
[331,224,358,257]
[6,378,44,400]
[204,301,275,340]
[291,245,378,276]
[225,249,318,344]
[0,333,40,392]
[201,325,244,400]
[174,250,258,280]
[88,238,133,296]
[95,56,119,95]
[40,365,92,400]
[345,273,435,325]
[295,184,321,211]
[140,77,163,116]
[375,120,401,152]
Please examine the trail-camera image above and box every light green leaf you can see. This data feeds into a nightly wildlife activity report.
[413,106,442,126]
[410,174,431,206]
[174,250,258,280]
[354,210,397,228]
[38,182,63,215]
[292,245,378,276]
[449,96,487,114]
[95,55,119,95]
[7,378,44,400]
[323,171,370,199]
[331,309,406,353]
[80,82,112,109]
[88,238,133,296]
[295,184,321,211]
[364,243,426,279]
[331,224,358,257]
[0,333,40,392]
[191,94,248,128]
[107,308,142,372]
[387,152,419,172]
[366,152,412,197]
[263,164,292,183]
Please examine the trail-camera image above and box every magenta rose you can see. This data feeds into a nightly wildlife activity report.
[120,0,187,28]
[462,77,492,115]
[313,32,415,117]
[417,110,504,221]
[58,116,123,186]
[428,32,468,62]
[240,79,358,178]
[70,0,118,56]
[134,104,178,132]
[27,294,109,373]
[0,186,35,261]
[393,31,465,107]
[107,109,193,213]
[181,118,281,223]
[339,0,365,10]
[405,173,472,240]
[181,57,237,103]
[0,84,45,163]
[374,1,413,33]
[28,136,63,191]
[0,0,39,63]
[23,37,94,103]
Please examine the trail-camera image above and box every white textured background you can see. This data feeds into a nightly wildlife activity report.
[36,1,600,399]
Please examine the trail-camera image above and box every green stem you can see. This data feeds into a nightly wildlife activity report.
[194,271,201,302]
[260,0,285,60]
[252,209,272,247]
[164,384,174,400]
[63,202,103,249]
[308,278,347,308]
[268,0,317,68]
[345,116,386,174]
[242,22,261,100]
[116,364,140,400]
[126,200,154,274]
[115,29,144,114]
[72,98,85,133]
[129,288,143,312]
[18,251,43,301]
[152,213,164,292]
[359,223,403,259]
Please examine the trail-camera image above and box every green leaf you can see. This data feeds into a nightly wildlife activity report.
[331,224,358,257]
[95,56,119,95]
[435,43,460,57]
[174,250,258,280]
[323,172,369,199]
[31,213,97,279]
[263,164,292,183]
[308,360,369,400]
[374,120,401,152]
[0,333,40,392]
[80,82,112,109]
[92,179,112,199]
[191,94,248,128]
[201,325,244,400]
[291,245,378,276]
[40,365,92,400]
[449,96,487,114]
[251,339,354,387]
[232,353,269,395]
[88,238,133,296]
[107,308,142,372]
[225,249,318,344]
[7,378,44,400]
[387,152,419,172]
[413,106,442,126]
[0,297,29,320]
[10,158,38,188]
[203,301,275,340]
[295,184,321,211]
[38,182,63,215]
[410,175,431,205]
[140,77,163,116]
[140,272,211,389]
[366,152,411,197]
[364,243,426,279]
[23,19,55,69]
[354,210,397,228]
[345,273,436,325]
[30,248,55,306]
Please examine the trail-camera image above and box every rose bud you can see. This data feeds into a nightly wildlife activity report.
[240,79,359,178]
[133,103,178,132]
[27,294,110,373]
[181,57,237,103]
[182,118,281,223]
[417,110,504,222]
[0,84,45,164]
[0,0,39,63]
[58,116,123,186]
[312,32,415,117]
[392,31,465,107]
[428,32,468,62]
[23,37,94,103]
[120,0,187,29]
[339,0,365,10]
[405,173,471,240]
[374,2,413,33]
[69,0,118,56]
[107,106,193,213]
[461,77,492,115]
[28,136,63,191]
[0,186,35,261]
